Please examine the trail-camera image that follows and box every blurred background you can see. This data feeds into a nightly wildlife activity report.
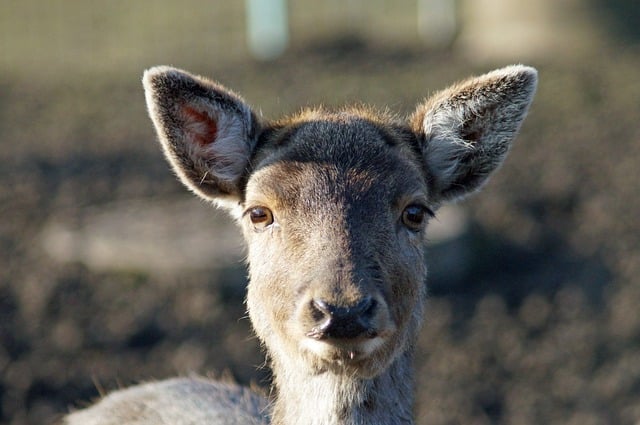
[1,0,639,424]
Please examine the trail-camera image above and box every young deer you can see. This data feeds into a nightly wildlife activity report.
[64,65,537,425]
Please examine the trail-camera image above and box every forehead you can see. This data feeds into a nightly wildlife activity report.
[245,113,427,208]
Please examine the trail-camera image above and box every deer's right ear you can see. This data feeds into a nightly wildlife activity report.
[143,66,260,205]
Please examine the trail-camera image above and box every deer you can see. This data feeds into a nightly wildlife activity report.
[63,64,537,425]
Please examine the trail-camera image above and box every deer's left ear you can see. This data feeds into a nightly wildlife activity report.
[411,65,538,203]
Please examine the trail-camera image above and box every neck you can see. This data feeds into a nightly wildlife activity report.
[270,349,415,425]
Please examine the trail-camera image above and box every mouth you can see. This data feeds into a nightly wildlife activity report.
[299,333,387,364]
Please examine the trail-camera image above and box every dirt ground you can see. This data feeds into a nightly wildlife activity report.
[2,32,640,425]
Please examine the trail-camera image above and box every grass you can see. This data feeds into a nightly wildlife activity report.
[0,0,425,82]
[1,1,244,79]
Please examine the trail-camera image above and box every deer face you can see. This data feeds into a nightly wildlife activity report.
[142,65,537,379]
[243,115,430,377]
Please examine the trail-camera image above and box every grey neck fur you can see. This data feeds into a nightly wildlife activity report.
[271,349,415,425]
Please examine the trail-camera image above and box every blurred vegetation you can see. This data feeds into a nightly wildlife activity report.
[1,1,639,424]
[590,0,640,42]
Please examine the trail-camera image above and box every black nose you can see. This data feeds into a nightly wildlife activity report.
[307,297,378,340]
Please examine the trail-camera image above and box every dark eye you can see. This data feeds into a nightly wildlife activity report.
[248,206,274,230]
[401,204,433,231]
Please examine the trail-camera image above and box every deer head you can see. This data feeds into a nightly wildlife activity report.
[142,65,537,384]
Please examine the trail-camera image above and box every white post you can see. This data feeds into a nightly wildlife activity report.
[245,0,289,60]
[417,0,457,48]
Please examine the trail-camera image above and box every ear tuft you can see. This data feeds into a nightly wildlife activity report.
[412,65,538,203]
[142,67,260,204]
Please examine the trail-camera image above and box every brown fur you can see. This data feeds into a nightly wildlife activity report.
[64,65,537,425]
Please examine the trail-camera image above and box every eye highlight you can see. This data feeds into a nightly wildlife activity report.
[401,204,434,232]
[247,206,274,230]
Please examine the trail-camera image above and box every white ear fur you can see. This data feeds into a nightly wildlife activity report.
[143,66,259,204]
[414,65,538,202]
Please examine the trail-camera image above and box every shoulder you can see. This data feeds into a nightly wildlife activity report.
[63,377,270,425]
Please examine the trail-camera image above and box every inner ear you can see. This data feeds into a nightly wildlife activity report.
[181,105,218,147]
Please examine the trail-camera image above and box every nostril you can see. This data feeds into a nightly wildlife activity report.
[310,298,330,322]
[357,297,377,319]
